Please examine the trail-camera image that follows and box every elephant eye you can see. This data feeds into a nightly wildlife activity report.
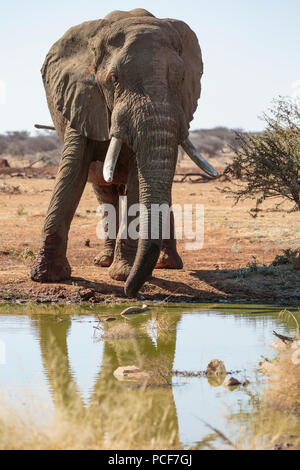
[111,75,119,86]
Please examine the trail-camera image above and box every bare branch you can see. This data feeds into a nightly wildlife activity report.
[34,124,56,131]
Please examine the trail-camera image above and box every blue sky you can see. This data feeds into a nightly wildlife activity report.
[0,0,299,134]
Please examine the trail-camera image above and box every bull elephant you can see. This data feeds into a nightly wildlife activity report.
[31,8,217,297]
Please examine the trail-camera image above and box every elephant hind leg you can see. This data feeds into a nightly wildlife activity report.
[94,239,115,267]
[108,160,138,281]
[155,208,183,270]
[155,245,183,269]
[93,184,121,267]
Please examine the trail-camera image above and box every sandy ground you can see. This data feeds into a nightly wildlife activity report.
[0,167,299,304]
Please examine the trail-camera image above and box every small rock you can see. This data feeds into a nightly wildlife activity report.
[78,288,94,300]
[205,359,227,376]
[120,304,149,316]
[113,365,149,382]
[0,159,9,168]
[223,377,242,387]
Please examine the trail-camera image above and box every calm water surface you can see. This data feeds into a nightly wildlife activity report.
[0,303,296,448]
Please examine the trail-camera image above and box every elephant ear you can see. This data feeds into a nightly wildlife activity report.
[42,20,110,141]
[168,20,203,126]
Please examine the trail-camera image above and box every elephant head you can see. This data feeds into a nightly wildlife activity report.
[41,9,217,297]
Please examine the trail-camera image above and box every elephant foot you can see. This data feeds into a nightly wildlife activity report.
[94,253,114,267]
[155,247,183,269]
[31,251,71,282]
[30,234,71,282]
[94,242,115,267]
[109,259,132,281]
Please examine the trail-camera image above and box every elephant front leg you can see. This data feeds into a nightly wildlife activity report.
[31,124,92,282]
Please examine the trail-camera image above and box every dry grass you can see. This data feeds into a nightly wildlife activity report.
[0,182,22,194]
[264,347,300,414]
[232,311,300,450]
[228,411,300,450]
[97,322,137,340]
[231,387,300,450]
[145,313,177,340]
[141,356,173,387]
[0,385,180,450]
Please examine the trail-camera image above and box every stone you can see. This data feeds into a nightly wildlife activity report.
[78,288,94,300]
[223,377,242,387]
[0,159,9,168]
[205,359,227,376]
[120,304,149,316]
[113,365,149,382]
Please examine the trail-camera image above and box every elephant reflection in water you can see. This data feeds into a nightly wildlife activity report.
[36,312,182,446]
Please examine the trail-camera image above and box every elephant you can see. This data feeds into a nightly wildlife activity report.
[31,8,218,297]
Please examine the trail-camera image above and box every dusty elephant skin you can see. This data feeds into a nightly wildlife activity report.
[30,233,71,282]
[31,8,204,297]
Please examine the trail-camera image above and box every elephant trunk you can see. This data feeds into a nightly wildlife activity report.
[124,117,178,297]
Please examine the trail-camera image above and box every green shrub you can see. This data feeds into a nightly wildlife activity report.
[223,97,300,214]
[271,248,299,266]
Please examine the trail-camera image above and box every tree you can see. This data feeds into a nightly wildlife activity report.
[189,127,237,158]
[0,130,61,158]
[223,97,300,214]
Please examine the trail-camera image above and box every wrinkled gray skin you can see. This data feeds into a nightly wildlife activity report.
[31,8,203,297]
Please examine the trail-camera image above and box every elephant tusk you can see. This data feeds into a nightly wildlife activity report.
[103,137,123,183]
[181,138,219,177]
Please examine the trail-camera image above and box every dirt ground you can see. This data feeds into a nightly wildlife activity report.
[0,167,300,304]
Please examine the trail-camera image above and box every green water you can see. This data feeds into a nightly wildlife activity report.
[0,303,297,448]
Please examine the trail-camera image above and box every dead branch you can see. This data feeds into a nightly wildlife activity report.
[34,124,56,131]
[273,330,294,343]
